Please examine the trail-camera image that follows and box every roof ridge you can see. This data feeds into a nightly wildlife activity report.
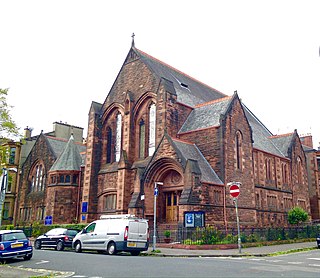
[172,137,194,145]
[136,48,227,96]
[269,132,294,139]
[45,135,85,146]
[195,96,232,108]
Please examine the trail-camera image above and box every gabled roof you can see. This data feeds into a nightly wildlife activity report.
[268,133,294,157]
[242,105,285,157]
[171,138,223,185]
[49,135,85,171]
[179,96,232,133]
[134,48,227,107]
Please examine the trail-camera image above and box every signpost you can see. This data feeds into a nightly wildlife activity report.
[153,182,163,251]
[228,182,242,254]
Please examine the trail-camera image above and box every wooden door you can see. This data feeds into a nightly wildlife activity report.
[165,192,178,222]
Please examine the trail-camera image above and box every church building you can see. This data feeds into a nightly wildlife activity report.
[80,40,314,229]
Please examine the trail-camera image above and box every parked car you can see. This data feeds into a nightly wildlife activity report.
[34,228,80,251]
[317,234,320,248]
[0,230,33,261]
[72,214,149,256]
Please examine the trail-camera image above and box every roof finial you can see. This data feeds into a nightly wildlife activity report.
[131,32,135,47]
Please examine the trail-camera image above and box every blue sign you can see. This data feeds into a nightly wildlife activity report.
[81,214,86,221]
[44,215,52,225]
[154,188,159,196]
[184,211,205,227]
[82,202,88,213]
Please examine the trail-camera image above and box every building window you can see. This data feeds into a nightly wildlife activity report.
[281,163,288,185]
[115,113,122,162]
[105,194,117,211]
[267,195,277,210]
[106,127,112,163]
[29,162,46,192]
[2,202,10,219]
[139,119,146,158]
[6,174,12,193]
[148,103,156,156]
[65,175,71,183]
[213,190,221,205]
[36,207,45,221]
[9,147,16,165]
[235,131,243,170]
[265,158,272,182]
[297,157,303,184]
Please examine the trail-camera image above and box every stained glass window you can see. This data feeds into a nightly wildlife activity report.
[139,119,145,158]
[115,113,122,162]
[148,103,156,156]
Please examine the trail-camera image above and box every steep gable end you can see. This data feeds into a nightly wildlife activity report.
[50,135,84,171]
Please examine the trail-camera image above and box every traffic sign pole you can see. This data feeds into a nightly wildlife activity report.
[153,182,163,252]
[234,197,242,254]
[228,182,242,254]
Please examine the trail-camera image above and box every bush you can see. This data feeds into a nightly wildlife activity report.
[288,207,309,225]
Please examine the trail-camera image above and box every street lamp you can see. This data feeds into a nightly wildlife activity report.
[153,181,163,251]
[0,168,17,226]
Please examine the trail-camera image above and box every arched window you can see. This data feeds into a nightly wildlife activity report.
[139,119,146,158]
[148,103,156,156]
[29,162,46,192]
[281,163,288,185]
[115,112,122,162]
[235,131,243,170]
[106,127,112,163]
[265,158,272,181]
[297,157,303,184]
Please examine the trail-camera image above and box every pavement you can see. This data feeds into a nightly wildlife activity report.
[0,241,317,277]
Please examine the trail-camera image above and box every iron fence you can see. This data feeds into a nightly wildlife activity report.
[152,224,320,244]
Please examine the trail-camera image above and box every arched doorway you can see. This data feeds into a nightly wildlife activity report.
[143,159,184,224]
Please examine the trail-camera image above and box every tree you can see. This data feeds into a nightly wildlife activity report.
[0,88,19,139]
[287,206,309,225]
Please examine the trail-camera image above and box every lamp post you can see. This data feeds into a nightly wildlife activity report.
[153,181,163,251]
[0,168,17,226]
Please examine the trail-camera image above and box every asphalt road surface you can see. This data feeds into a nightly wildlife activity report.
[6,248,320,278]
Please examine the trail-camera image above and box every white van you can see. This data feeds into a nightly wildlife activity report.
[72,214,149,256]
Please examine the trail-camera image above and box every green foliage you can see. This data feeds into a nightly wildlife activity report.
[164,230,171,238]
[0,88,20,139]
[288,207,309,225]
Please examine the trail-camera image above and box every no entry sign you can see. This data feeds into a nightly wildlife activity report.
[229,183,240,198]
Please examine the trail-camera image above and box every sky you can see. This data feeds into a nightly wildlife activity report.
[1,0,320,148]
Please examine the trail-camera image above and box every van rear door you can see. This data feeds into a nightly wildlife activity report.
[128,220,148,247]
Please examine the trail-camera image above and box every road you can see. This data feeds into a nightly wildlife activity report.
[6,249,320,278]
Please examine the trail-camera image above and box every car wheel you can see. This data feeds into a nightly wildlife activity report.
[34,240,41,249]
[130,250,140,256]
[74,241,82,253]
[107,242,117,255]
[56,241,64,251]
[24,253,33,260]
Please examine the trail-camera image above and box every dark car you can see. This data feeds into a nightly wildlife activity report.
[34,228,80,251]
[0,230,33,261]
[317,234,320,248]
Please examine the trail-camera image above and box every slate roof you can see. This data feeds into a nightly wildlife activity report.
[136,48,227,107]
[171,138,223,185]
[179,97,232,133]
[269,133,294,157]
[45,135,86,171]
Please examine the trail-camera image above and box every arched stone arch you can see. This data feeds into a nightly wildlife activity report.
[143,158,184,223]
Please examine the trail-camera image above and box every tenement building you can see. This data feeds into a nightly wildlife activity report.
[79,41,318,229]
